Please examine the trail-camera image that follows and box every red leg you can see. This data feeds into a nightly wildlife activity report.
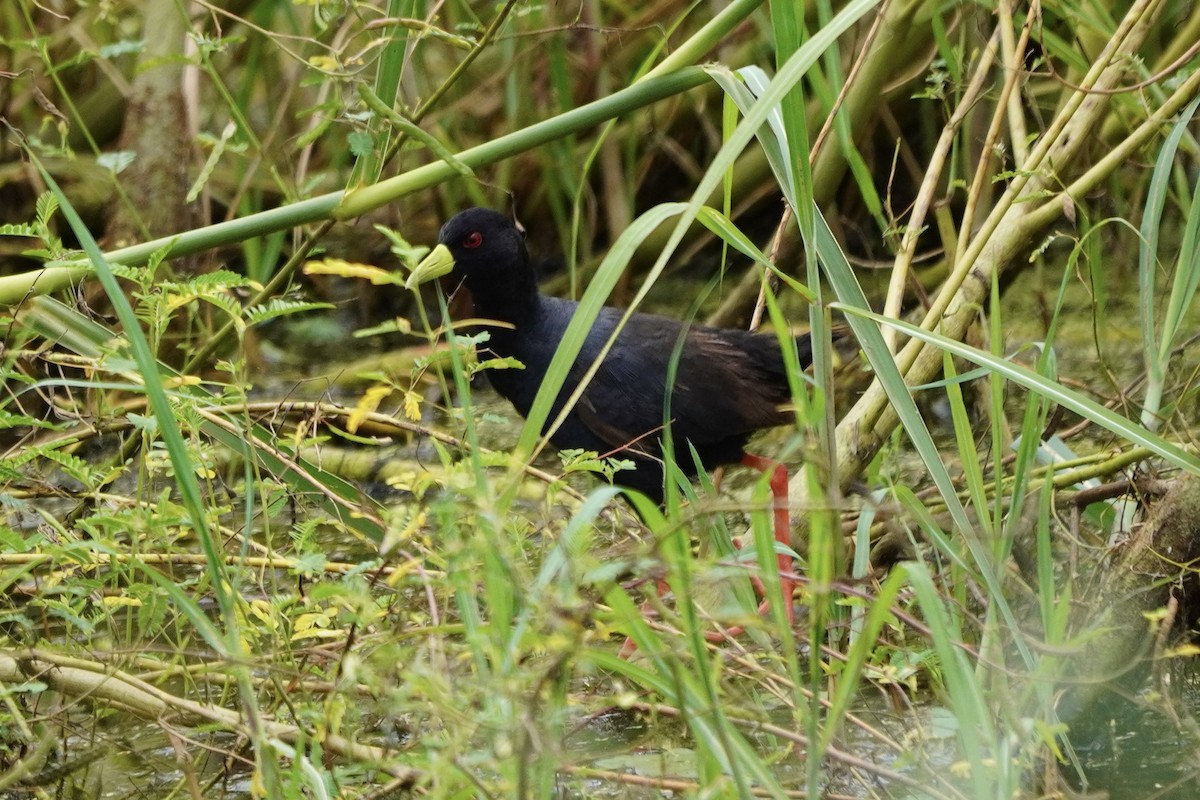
[621,456,795,657]
[618,578,670,659]
[739,453,796,627]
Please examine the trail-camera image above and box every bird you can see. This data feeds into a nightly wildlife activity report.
[406,207,815,631]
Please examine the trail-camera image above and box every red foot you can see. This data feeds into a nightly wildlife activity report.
[618,578,669,658]
[618,456,797,657]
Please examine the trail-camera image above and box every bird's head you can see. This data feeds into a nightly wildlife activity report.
[405,208,528,293]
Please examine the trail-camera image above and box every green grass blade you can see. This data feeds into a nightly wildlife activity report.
[907,562,1000,799]
[29,153,242,656]
[17,296,387,541]
[1138,91,1200,428]
[840,304,1200,473]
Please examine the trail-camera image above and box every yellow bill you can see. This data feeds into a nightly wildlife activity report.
[405,243,456,290]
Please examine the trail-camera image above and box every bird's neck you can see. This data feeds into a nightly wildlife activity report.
[468,274,540,325]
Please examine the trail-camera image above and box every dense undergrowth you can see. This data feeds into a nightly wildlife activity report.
[3,0,1200,797]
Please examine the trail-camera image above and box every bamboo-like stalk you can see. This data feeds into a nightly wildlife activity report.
[881,29,1000,353]
[1,69,710,308]
[333,68,709,218]
[0,265,91,305]
[831,0,1191,488]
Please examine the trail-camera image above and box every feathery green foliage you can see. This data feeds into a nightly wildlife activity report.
[2,0,1200,797]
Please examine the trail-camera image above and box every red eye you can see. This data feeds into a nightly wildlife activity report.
[464,232,483,249]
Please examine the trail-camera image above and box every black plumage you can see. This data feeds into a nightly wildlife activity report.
[407,207,813,504]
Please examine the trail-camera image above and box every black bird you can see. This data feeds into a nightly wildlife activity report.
[407,208,814,623]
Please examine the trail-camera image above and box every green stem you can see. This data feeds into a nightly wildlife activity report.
[333,67,708,219]
[43,194,344,276]
[643,0,765,80]
[0,266,90,305]
[7,68,710,309]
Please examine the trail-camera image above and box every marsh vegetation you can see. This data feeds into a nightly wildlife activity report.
[3,0,1200,797]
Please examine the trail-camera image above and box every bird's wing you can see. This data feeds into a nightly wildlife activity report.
[571,316,792,457]
[575,394,660,461]
[570,324,670,459]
